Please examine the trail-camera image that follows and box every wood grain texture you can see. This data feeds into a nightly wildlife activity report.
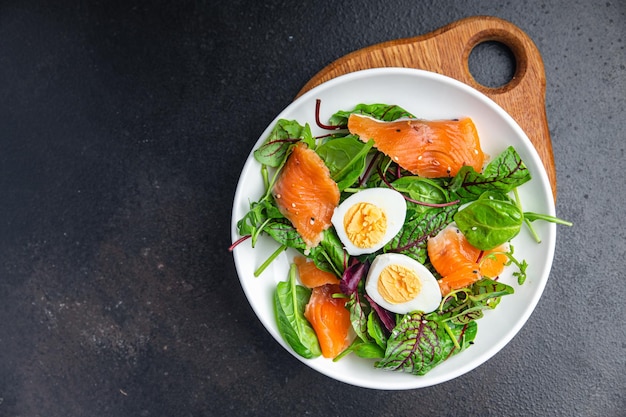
[296,16,557,201]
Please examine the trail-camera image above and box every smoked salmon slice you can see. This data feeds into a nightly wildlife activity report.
[272,143,340,248]
[294,255,341,288]
[304,283,353,358]
[427,223,509,295]
[347,113,485,178]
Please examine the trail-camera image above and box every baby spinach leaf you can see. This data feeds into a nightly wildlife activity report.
[348,340,386,359]
[316,135,373,190]
[309,229,347,276]
[449,146,531,203]
[274,264,321,359]
[254,119,314,167]
[391,176,449,205]
[454,192,523,251]
[334,338,385,362]
[328,103,415,126]
[367,311,388,350]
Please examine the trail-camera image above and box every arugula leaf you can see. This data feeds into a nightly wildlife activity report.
[328,103,415,126]
[274,264,321,359]
[449,146,532,203]
[254,119,314,167]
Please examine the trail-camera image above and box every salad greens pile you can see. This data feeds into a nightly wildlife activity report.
[232,101,571,376]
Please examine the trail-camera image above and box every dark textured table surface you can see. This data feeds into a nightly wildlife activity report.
[1,1,624,416]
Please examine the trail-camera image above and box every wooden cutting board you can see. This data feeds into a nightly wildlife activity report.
[296,16,557,202]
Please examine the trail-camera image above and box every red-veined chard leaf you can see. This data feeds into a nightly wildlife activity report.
[438,278,515,325]
[339,261,371,341]
[254,119,314,167]
[346,288,370,341]
[328,103,416,126]
[375,312,477,376]
[449,146,531,203]
[385,204,459,263]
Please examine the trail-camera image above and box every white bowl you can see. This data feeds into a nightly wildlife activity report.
[230,68,556,390]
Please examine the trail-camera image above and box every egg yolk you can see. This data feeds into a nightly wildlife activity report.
[343,202,388,248]
[377,264,422,304]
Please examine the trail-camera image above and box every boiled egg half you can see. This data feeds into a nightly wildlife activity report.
[365,253,442,314]
[331,188,407,256]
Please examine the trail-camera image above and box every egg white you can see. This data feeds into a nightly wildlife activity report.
[331,188,406,256]
[365,253,442,314]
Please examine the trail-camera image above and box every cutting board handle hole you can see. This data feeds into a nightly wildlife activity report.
[468,41,516,89]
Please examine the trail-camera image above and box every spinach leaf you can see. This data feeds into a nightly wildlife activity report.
[391,176,454,220]
[316,135,374,190]
[328,103,415,126]
[454,191,523,251]
[385,204,459,263]
[309,229,347,277]
[367,311,388,349]
[334,337,385,362]
[274,264,321,359]
[391,176,449,205]
[254,119,314,167]
[375,312,477,376]
[449,146,531,203]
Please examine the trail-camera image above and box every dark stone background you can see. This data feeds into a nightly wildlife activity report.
[0,1,624,416]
